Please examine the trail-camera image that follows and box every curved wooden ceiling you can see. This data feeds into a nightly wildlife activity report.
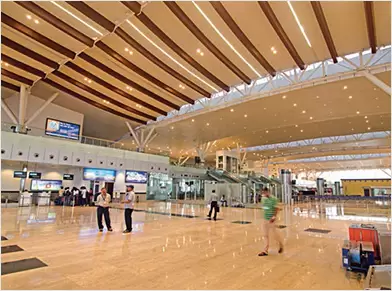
[1,1,390,128]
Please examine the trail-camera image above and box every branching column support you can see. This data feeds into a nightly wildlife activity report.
[126,122,157,152]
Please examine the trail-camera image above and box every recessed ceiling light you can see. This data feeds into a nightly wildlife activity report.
[309,116,313,120]
[349,96,353,99]
[264,107,267,110]
[34,19,39,24]
[300,129,304,132]
[26,15,32,20]
[316,96,319,99]
[343,86,347,90]
[265,130,269,133]
[295,125,298,127]
[230,108,234,112]
[206,123,210,126]
[84,77,88,81]
[197,48,201,53]
[244,114,247,118]
[282,95,286,99]
[4,62,9,67]
[129,51,133,55]
[200,52,204,56]
[356,111,360,114]
[191,119,195,122]
[366,120,369,123]
[367,127,371,130]
[125,48,129,52]
[302,110,306,114]
[293,103,297,107]
[351,128,354,131]
[364,116,368,119]
[88,80,91,83]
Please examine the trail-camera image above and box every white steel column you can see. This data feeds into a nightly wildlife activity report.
[1,99,18,124]
[362,71,391,96]
[125,121,141,148]
[18,85,28,127]
[26,93,58,126]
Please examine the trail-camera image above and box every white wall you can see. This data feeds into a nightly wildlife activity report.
[1,162,85,191]
[2,93,84,138]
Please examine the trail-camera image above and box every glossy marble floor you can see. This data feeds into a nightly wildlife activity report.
[1,201,390,290]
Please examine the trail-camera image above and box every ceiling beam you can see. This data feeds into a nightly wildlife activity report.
[1,13,76,59]
[1,54,46,78]
[2,69,34,86]
[77,53,167,115]
[66,1,198,103]
[1,80,20,92]
[122,1,230,92]
[95,42,183,109]
[310,2,338,63]
[16,1,94,47]
[43,78,144,123]
[210,1,276,76]
[52,70,147,123]
[65,62,156,120]
[2,36,59,69]
[258,2,305,70]
[364,1,377,54]
[115,27,207,99]
[165,2,252,84]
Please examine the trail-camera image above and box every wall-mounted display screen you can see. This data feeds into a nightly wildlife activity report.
[125,170,148,184]
[45,118,81,140]
[63,174,74,180]
[31,180,62,191]
[83,168,116,182]
[14,171,27,178]
[28,172,42,179]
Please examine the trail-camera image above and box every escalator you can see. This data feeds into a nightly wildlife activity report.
[207,169,237,183]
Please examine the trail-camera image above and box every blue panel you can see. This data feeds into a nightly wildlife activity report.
[125,170,148,184]
[45,118,80,140]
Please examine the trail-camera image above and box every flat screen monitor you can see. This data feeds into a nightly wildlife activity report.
[83,168,116,182]
[13,171,27,178]
[45,118,81,140]
[63,174,74,180]
[125,170,148,184]
[28,172,42,179]
[31,180,62,191]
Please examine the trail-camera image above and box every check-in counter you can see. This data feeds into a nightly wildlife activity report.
[19,193,32,207]
[37,192,51,206]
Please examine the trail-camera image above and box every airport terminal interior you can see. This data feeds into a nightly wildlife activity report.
[1,1,391,290]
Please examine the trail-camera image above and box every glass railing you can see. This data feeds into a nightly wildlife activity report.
[1,122,169,157]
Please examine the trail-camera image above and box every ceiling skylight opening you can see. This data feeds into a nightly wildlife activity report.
[287,1,312,48]
[126,20,218,92]
[192,1,262,78]
[50,1,103,36]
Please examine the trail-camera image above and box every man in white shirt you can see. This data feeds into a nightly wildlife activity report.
[96,188,113,232]
[80,187,87,206]
[207,190,219,221]
[121,185,135,233]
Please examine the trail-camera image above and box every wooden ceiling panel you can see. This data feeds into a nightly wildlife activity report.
[222,2,295,72]
[120,20,217,94]
[321,2,368,56]
[86,1,131,24]
[36,1,104,39]
[1,4,87,54]
[373,1,391,48]
[101,33,200,102]
[176,2,261,80]
[142,2,243,86]
[0,55,43,82]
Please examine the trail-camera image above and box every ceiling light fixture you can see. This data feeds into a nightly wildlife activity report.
[126,19,218,92]
[302,110,306,114]
[26,15,32,20]
[309,116,313,120]
[192,1,262,77]
[293,103,297,107]
[356,111,360,114]
[244,114,248,118]
[179,84,186,90]
[230,108,234,112]
[364,116,368,119]
[271,47,277,54]
[206,123,210,126]
[191,119,195,122]
[349,96,353,99]
[50,1,103,36]
[282,95,287,99]
[287,1,312,47]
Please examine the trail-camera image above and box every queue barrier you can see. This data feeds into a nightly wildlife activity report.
[301,195,390,203]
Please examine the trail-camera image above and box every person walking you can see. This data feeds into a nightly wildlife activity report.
[121,185,135,233]
[80,187,87,206]
[96,188,113,232]
[258,187,283,256]
[207,190,219,221]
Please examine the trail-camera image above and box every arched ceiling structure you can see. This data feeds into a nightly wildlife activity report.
[1,1,391,171]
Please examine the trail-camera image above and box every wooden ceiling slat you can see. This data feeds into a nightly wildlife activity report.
[1,80,20,92]
[16,2,94,48]
[165,2,252,84]
[78,53,167,115]
[211,1,276,77]
[258,2,305,70]
[66,1,197,104]
[311,2,339,63]
[52,70,146,123]
[65,62,156,120]
[1,54,46,78]
[43,78,143,123]
[115,27,208,99]
[95,41,183,109]
[364,1,377,54]
[2,36,59,69]
[2,69,34,86]
[122,1,230,92]
[1,13,76,59]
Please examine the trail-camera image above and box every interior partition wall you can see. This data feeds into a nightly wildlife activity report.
[146,172,172,201]
[172,178,204,201]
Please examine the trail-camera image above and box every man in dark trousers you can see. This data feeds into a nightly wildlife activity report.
[96,188,113,232]
[121,185,135,233]
[207,190,219,221]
